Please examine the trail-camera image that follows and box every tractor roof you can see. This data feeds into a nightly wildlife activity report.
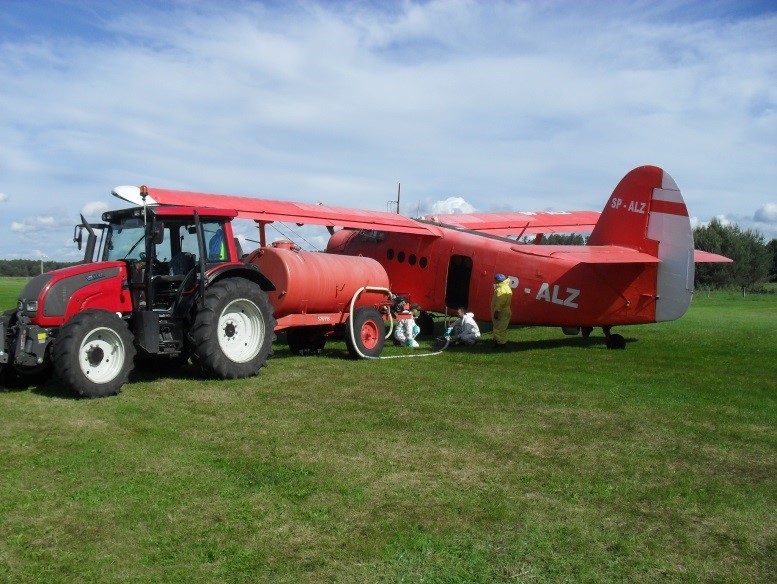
[103,206,237,222]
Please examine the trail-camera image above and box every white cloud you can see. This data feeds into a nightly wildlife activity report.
[0,193,8,202]
[9,215,59,233]
[10,222,33,233]
[714,214,732,226]
[754,203,777,223]
[428,197,476,215]
[81,201,109,217]
[0,1,775,259]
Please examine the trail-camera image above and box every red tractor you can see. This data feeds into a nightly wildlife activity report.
[1,202,399,398]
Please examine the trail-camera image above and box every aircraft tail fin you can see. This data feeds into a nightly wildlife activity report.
[589,165,694,321]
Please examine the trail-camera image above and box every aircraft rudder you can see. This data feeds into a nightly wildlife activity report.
[589,165,695,322]
[588,165,664,248]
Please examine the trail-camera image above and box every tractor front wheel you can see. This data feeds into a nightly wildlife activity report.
[53,310,136,398]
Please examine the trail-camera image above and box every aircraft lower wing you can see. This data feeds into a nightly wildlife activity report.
[424,211,600,236]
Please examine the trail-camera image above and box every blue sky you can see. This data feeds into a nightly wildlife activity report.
[1,0,775,260]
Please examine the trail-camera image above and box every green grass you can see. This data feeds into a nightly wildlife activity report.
[0,277,26,310]
[1,277,776,582]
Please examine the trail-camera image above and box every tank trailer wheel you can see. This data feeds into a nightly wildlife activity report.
[287,326,327,356]
[53,310,136,398]
[189,278,276,379]
[346,307,385,359]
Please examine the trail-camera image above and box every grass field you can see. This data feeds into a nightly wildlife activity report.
[1,277,775,582]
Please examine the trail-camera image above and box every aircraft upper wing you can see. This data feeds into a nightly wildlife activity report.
[425,211,600,236]
[115,186,443,237]
[510,244,661,264]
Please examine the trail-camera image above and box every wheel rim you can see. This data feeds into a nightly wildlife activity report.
[218,298,266,363]
[78,326,125,383]
[360,320,380,350]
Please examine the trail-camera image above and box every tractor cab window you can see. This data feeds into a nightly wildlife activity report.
[178,220,229,263]
[104,217,172,264]
[104,218,147,262]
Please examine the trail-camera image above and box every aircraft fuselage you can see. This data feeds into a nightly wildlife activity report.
[326,225,659,328]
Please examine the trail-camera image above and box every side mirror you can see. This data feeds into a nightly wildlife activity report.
[152,222,165,245]
[74,225,83,251]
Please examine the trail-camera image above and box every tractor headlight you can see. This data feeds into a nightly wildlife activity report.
[18,300,38,313]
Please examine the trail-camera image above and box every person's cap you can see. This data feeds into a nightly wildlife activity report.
[411,303,421,311]
[494,273,507,282]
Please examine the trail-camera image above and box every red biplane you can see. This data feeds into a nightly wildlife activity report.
[115,165,731,349]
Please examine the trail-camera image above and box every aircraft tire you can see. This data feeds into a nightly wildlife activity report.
[53,309,136,398]
[416,311,435,338]
[346,307,385,359]
[189,278,276,379]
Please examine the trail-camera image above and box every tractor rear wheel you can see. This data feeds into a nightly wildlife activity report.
[53,309,136,398]
[189,278,276,379]
[345,307,385,359]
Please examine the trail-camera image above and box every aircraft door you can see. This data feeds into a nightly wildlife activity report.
[445,254,472,309]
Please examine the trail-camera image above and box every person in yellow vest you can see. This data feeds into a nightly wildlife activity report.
[491,273,512,348]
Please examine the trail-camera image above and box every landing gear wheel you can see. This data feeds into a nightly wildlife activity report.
[189,278,276,379]
[416,311,435,338]
[287,326,327,356]
[606,333,626,350]
[346,307,385,359]
[53,310,136,398]
[581,326,593,339]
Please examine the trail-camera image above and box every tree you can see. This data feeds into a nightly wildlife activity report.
[694,219,770,290]
[767,239,777,283]
[539,233,587,245]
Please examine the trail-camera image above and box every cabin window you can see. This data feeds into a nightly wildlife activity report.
[419,257,428,269]
[387,249,395,260]
[409,254,417,266]
[397,251,405,263]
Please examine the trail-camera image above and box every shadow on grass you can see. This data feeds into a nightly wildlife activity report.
[440,335,638,353]
[0,374,73,400]
[1,333,637,399]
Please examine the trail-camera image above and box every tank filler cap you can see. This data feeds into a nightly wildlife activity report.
[271,240,296,250]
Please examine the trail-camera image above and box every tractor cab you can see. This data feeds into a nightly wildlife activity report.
[75,206,239,312]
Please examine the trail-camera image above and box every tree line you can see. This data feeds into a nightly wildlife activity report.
[0,259,79,277]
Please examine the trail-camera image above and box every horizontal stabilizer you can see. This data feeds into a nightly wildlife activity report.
[694,250,733,263]
[511,244,661,264]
